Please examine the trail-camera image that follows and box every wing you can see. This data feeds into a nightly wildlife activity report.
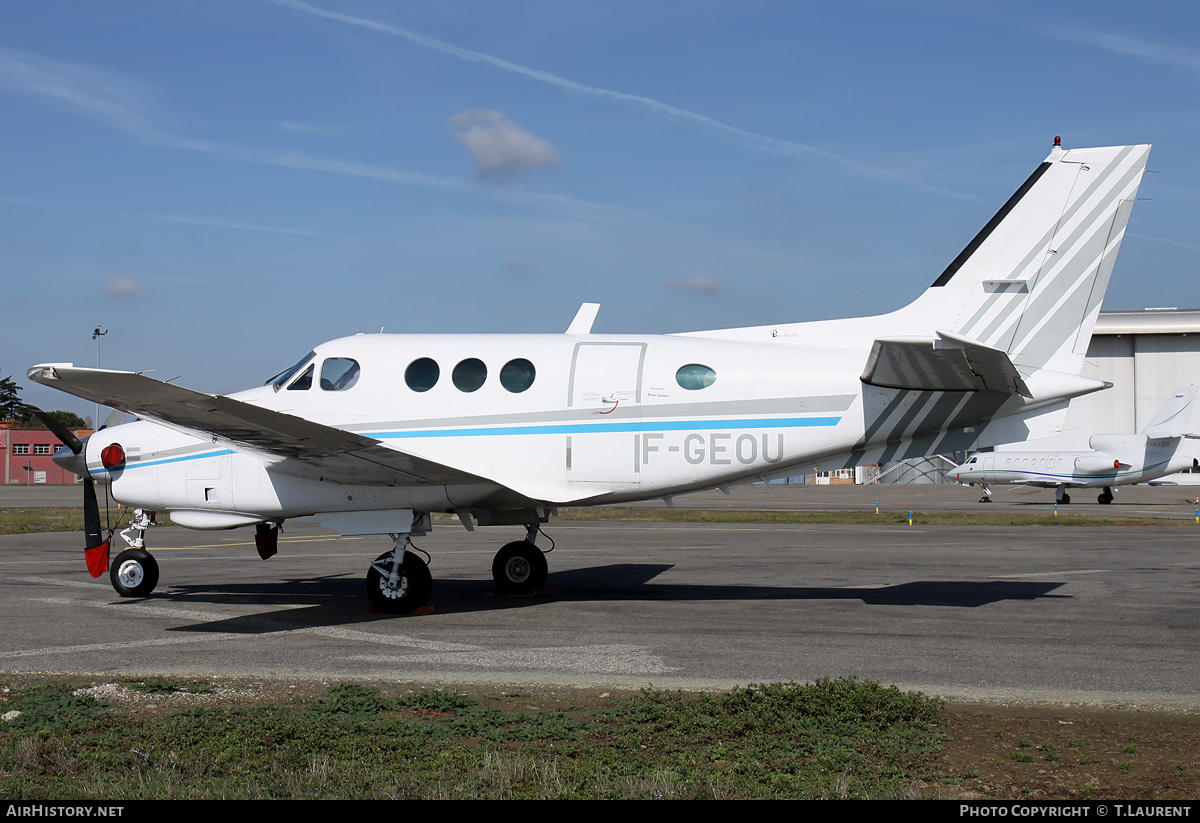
[27,363,595,503]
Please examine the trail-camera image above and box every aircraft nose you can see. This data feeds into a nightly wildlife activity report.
[946,465,964,482]
[52,442,89,478]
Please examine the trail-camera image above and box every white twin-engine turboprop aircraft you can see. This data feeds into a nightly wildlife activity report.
[948,385,1200,505]
[30,140,1151,613]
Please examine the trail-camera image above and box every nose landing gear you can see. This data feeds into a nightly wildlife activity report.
[110,509,159,598]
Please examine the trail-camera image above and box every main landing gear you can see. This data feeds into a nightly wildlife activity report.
[363,517,551,613]
[366,541,433,614]
[491,525,549,595]
[1098,486,1115,505]
[1055,486,1072,505]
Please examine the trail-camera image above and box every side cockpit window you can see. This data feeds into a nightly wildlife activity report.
[267,351,316,392]
[287,364,314,391]
[320,358,361,391]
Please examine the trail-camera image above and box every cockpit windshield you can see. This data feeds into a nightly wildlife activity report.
[266,351,316,391]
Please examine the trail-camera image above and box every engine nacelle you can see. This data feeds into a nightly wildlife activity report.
[1074,454,1123,474]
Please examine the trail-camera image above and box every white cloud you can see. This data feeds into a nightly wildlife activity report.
[103,275,147,297]
[450,110,561,182]
[666,275,721,293]
[1042,28,1200,73]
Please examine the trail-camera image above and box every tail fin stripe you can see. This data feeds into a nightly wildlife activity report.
[1012,226,1130,366]
[1079,198,1136,327]
[1004,203,1123,351]
[993,159,1144,355]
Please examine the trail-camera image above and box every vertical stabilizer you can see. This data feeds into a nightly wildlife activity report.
[1141,385,1198,437]
[898,142,1151,375]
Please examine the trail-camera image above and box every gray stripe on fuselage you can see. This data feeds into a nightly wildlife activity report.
[342,395,858,434]
[898,392,973,459]
[878,391,936,464]
[840,388,912,468]
[118,395,859,469]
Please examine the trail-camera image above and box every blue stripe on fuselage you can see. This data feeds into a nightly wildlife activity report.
[369,416,841,440]
[92,416,842,474]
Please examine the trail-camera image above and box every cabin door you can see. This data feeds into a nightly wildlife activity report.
[566,342,645,485]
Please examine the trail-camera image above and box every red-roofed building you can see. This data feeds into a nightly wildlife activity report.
[0,424,92,485]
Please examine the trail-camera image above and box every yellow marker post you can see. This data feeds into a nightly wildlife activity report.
[908,511,913,526]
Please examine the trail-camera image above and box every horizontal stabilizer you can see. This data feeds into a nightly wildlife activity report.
[861,331,1031,396]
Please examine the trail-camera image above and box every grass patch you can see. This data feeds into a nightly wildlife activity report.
[0,507,171,535]
[0,677,945,799]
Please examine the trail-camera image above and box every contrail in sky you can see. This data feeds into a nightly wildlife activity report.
[267,0,975,199]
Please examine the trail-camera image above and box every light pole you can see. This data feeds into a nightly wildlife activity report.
[92,326,107,430]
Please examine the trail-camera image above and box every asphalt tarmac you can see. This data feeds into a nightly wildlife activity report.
[2,484,1199,707]
[8,478,1200,516]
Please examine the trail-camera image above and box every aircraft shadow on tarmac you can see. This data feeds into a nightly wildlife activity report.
[157,564,1068,635]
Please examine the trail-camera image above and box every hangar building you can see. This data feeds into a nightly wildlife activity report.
[875,308,1200,484]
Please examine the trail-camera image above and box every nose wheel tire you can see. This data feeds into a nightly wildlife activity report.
[492,541,548,595]
[366,551,432,613]
[109,548,159,597]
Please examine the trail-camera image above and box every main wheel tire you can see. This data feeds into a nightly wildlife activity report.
[1098,492,1113,504]
[110,548,159,597]
[366,551,432,613]
[492,541,548,594]
[1061,493,1071,504]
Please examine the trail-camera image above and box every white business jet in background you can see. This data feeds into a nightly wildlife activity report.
[948,385,1199,504]
[29,139,1151,613]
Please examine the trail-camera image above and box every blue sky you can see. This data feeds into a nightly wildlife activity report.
[3,0,1199,420]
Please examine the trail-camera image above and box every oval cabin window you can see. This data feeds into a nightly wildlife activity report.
[500,358,536,393]
[453,358,487,392]
[405,358,440,392]
[676,364,716,391]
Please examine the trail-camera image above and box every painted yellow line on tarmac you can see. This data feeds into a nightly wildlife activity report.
[151,535,364,551]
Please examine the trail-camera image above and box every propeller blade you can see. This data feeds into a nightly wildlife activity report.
[82,478,109,578]
[19,403,84,454]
